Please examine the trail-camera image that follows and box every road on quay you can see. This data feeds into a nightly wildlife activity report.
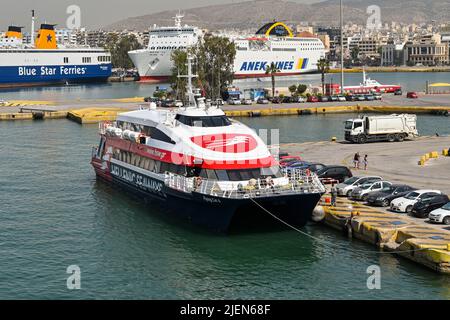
[282,136,450,231]
[1,93,450,114]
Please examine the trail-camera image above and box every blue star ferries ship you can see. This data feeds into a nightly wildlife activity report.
[0,11,112,87]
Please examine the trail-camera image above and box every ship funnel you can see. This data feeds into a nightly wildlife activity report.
[35,23,57,49]
[5,26,23,39]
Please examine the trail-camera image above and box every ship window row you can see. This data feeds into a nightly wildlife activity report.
[113,148,282,181]
[272,48,296,52]
[98,56,111,62]
[150,46,187,50]
[63,57,69,63]
[175,115,232,127]
[117,121,176,144]
[82,57,92,63]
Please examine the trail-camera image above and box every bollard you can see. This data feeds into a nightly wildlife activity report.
[443,149,449,156]
[331,136,337,142]
[431,151,439,159]
[448,243,450,251]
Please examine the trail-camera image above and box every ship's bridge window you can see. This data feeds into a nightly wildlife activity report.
[175,115,232,127]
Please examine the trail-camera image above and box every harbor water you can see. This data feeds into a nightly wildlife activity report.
[1,72,450,101]
[1,117,449,299]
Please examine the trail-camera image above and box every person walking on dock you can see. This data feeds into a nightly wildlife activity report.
[331,183,337,207]
[353,152,360,169]
[363,155,368,170]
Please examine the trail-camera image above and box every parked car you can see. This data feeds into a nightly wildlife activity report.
[346,95,357,101]
[410,194,450,218]
[292,96,306,103]
[394,89,403,96]
[356,95,366,101]
[282,96,292,103]
[228,98,242,105]
[329,95,339,102]
[366,184,416,207]
[373,93,382,100]
[257,98,269,104]
[161,99,175,108]
[390,190,442,213]
[319,95,330,102]
[350,181,392,201]
[174,100,183,107]
[336,176,383,197]
[307,163,327,172]
[214,99,225,106]
[316,166,353,183]
[281,161,312,176]
[428,202,450,225]
[271,96,283,104]
[337,95,347,102]
[307,96,319,103]
[279,156,303,167]
[242,98,253,105]
[365,94,375,101]
[407,92,418,99]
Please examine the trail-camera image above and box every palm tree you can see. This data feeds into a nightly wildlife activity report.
[317,58,331,95]
[265,62,280,99]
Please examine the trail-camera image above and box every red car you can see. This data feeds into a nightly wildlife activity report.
[407,92,418,99]
[307,96,319,103]
[279,156,302,167]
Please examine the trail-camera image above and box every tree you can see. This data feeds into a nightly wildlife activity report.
[351,46,360,62]
[169,49,188,101]
[106,34,142,69]
[170,35,236,100]
[297,84,307,95]
[317,58,330,94]
[288,85,298,97]
[265,62,280,98]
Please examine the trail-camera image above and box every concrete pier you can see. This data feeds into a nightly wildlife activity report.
[282,137,450,274]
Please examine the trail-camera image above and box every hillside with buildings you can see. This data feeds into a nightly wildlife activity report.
[105,0,450,31]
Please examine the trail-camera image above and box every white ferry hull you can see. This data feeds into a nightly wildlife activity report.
[130,49,322,83]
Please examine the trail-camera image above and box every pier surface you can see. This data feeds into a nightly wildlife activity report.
[283,137,450,274]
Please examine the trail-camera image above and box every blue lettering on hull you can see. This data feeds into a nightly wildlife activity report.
[0,64,112,84]
[240,61,294,72]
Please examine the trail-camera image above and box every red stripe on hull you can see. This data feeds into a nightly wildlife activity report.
[138,76,170,83]
[105,136,277,170]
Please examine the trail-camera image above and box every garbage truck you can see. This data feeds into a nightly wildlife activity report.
[344,114,418,144]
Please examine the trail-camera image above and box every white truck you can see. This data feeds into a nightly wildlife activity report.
[344,114,418,144]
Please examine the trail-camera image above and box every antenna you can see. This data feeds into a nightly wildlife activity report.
[177,54,199,108]
[31,10,35,45]
[174,11,184,29]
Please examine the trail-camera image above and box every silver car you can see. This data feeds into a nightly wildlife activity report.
[350,181,392,201]
[336,176,383,197]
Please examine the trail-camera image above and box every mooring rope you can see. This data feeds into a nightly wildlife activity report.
[249,197,430,255]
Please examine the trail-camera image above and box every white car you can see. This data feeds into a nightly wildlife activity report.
[337,95,346,102]
[228,98,241,105]
[350,181,392,201]
[390,190,442,213]
[336,176,382,197]
[428,202,450,225]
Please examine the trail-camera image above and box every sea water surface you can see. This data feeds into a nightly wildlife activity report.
[0,117,449,299]
[0,72,449,101]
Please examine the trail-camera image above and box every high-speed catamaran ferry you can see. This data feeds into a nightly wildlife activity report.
[91,57,325,232]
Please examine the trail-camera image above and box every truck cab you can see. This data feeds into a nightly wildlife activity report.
[345,119,365,143]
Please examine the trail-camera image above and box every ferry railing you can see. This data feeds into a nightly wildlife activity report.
[164,170,326,200]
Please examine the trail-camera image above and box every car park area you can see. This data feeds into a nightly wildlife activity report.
[282,135,450,229]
